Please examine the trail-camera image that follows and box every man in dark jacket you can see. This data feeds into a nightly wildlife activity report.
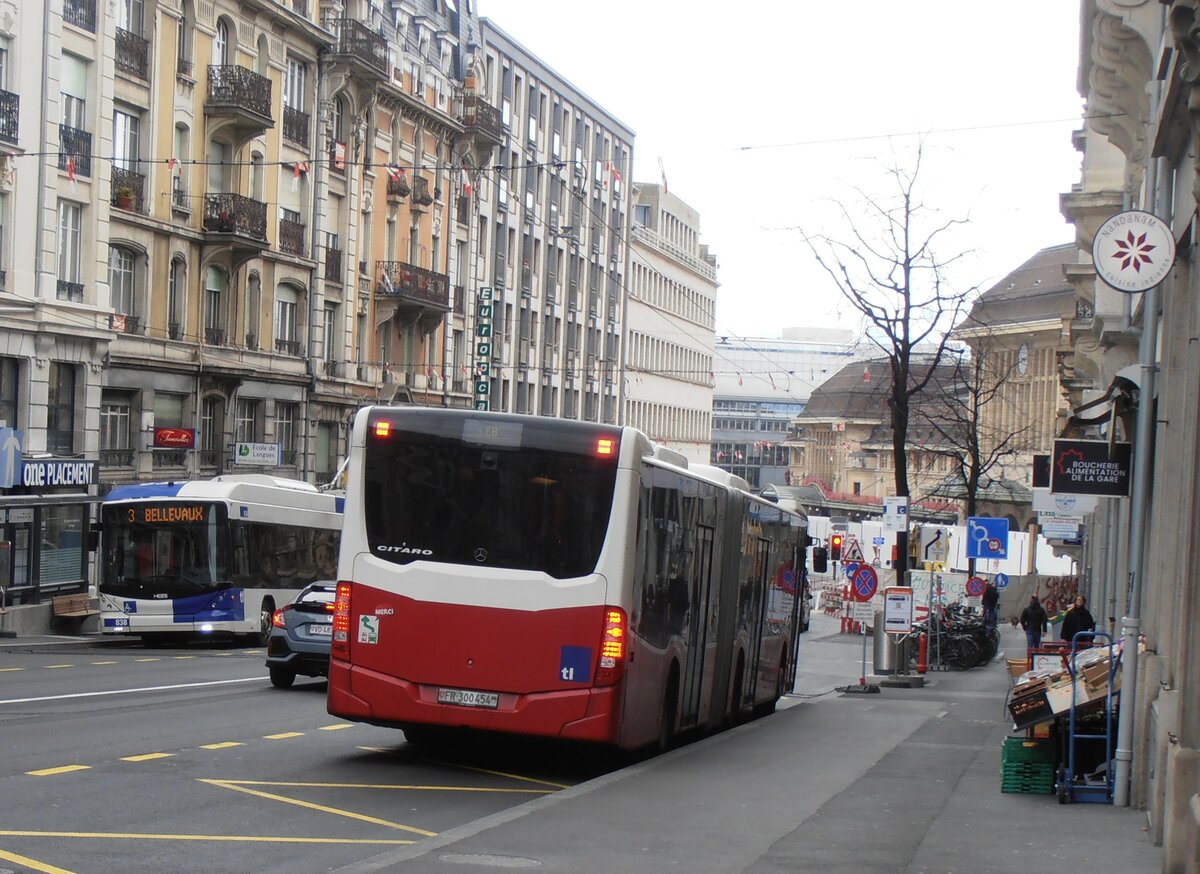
[1060,594,1096,645]
[1019,595,1049,652]
[981,582,1000,632]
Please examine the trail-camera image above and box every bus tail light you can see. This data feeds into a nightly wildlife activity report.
[332,581,353,660]
[595,607,627,686]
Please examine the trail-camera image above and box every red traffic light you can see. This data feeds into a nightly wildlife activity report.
[830,533,843,560]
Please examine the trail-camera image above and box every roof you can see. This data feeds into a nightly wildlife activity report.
[797,356,960,424]
[961,243,1077,330]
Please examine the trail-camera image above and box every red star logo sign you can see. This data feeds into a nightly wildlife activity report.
[1112,231,1156,273]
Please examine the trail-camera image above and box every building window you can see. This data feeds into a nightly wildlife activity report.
[177,0,194,73]
[323,303,337,363]
[108,245,136,315]
[205,266,224,340]
[234,398,259,443]
[47,362,76,454]
[172,124,189,207]
[0,356,17,428]
[99,394,132,452]
[112,108,140,171]
[153,392,184,428]
[275,402,297,463]
[284,57,306,111]
[57,200,82,289]
[60,54,86,129]
[274,285,298,354]
[214,18,229,66]
[167,257,184,337]
[201,396,221,452]
[245,273,261,348]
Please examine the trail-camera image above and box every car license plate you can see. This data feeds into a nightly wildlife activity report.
[437,687,499,709]
[309,623,332,637]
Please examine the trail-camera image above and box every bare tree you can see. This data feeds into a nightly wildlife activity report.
[801,146,976,571]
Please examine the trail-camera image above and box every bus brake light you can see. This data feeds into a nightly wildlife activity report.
[595,607,627,686]
[596,438,615,457]
[332,581,353,659]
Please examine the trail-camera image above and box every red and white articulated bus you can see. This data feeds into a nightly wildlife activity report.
[327,406,808,751]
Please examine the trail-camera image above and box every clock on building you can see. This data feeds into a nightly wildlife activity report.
[1016,343,1029,375]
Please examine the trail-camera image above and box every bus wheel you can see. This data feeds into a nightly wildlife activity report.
[269,666,295,689]
[757,650,787,717]
[657,668,679,754]
[254,599,275,646]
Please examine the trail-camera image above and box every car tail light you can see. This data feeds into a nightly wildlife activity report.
[271,606,289,628]
[595,607,627,686]
[332,581,352,659]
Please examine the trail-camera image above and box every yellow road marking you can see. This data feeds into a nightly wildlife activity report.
[121,753,174,762]
[27,765,91,777]
[135,658,159,663]
[318,723,353,731]
[199,742,243,750]
[201,780,437,837]
[91,661,117,665]
[263,732,304,740]
[215,653,234,657]
[359,746,571,791]
[173,656,196,660]
[240,650,259,655]
[0,830,413,846]
[44,664,73,669]
[0,846,76,873]
[223,779,548,795]
[0,666,23,672]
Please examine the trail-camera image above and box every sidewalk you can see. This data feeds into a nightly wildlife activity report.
[333,614,1162,874]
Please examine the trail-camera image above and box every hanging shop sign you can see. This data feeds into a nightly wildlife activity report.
[153,428,196,449]
[1051,439,1132,497]
[474,286,494,411]
[1091,210,1176,293]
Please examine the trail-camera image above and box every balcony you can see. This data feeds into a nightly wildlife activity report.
[58,126,92,178]
[411,175,433,211]
[205,65,273,142]
[245,332,258,350]
[325,246,342,284]
[115,28,149,80]
[282,105,309,148]
[57,280,84,302]
[278,218,306,256]
[63,0,96,32]
[169,321,183,340]
[0,90,18,146]
[386,173,410,201]
[111,167,147,214]
[275,338,302,356]
[375,260,450,335]
[202,193,268,265]
[204,327,226,346]
[323,18,388,78]
[99,448,135,467]
[153,450,188,469]
[462,95,504,146]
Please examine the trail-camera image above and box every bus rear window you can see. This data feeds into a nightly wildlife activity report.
[363,418,619,579]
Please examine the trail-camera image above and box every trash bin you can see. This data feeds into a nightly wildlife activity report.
[873,611,911,676]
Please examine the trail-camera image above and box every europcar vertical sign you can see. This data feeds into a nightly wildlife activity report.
[473,286,494,410]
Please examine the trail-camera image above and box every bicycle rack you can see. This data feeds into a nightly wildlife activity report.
[1058,630,1119,804]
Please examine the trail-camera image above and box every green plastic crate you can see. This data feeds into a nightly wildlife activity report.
[1002,736,1057,766]
[1001,759,1055,794]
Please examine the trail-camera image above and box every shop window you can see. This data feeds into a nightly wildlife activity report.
[41,504,86,588]
[153,392,184,427]
[235,398,260,443]
[46,362,76,454]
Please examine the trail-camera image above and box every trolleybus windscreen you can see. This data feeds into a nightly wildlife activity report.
[364,416,619,579]
[101,502,230,598]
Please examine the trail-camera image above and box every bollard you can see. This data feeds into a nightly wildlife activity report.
[916,631,928,674]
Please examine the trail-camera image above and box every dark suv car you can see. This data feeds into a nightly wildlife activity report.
[265,581,336,688]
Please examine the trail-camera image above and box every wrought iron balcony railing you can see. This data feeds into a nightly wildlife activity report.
[206,65,272,120]
[204,327,226,345]
[115,28,149,79]
[324,246,342,283]
[245,333,258,351]
[121,315,143,335]
[274,338,302,356]
[387,174,410,199]
[463,95,504,142]
[177,57,193,78]
[99,448,135,467]
[153,450,187,468]
[57,280,84,302]
[0,90,18,145]
[324,18,388,75]
[411,175,434,207]
[63,0,96,32]
[58,125,92,177]
[111,166,146,214]
[278,218,306,256]
[375,260,450,308]
[168,321,183,340]
[202,192,267,241]
[282,105,309,148]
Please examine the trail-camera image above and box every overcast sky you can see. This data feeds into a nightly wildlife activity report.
[477,1,1084,341]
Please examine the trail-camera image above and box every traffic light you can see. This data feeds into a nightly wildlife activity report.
[830,533,844,561]
[812,546,828,574]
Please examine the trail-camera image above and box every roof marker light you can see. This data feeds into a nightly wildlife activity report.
[596,437,615,457]
[374,421,392,439]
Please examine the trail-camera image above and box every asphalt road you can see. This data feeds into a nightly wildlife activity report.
[0,641,621,874]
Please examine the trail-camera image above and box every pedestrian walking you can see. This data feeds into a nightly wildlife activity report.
[1020,595,1049,653]
[981,582,999,632]
[1060,594,1096,645]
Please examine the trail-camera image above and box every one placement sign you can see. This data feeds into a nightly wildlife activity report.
[884,587,914,635]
